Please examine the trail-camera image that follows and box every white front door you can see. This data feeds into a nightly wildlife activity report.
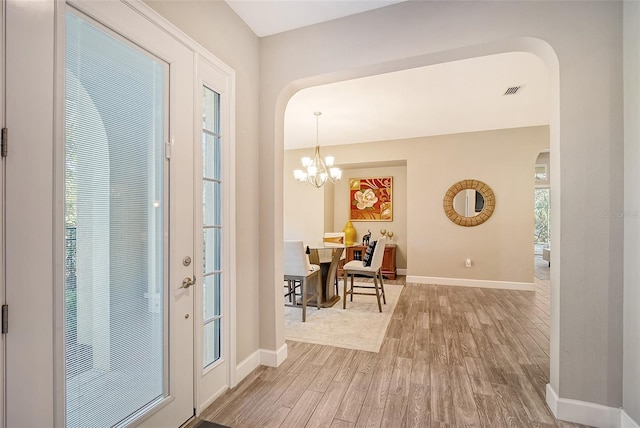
[5,1,196,426]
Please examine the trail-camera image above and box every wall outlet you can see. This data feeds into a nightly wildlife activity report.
[465,258,472,268]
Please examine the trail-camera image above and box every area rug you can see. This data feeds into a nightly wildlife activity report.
[194,421,231,428]
[284,282,404,353]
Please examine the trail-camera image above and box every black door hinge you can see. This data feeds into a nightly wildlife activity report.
[1,127,7,158]
[2,304,8,334]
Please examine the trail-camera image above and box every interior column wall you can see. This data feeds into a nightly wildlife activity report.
[623,1,640,424]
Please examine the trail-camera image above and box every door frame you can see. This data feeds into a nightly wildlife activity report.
[0,0,5,425]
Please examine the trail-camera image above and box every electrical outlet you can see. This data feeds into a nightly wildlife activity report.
[465,258,472,268]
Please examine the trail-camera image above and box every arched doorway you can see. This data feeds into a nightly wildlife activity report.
[271,37,561,397]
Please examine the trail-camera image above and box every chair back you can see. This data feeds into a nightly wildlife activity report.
[323,232,345,247]
[324,232,346,260]
[369,236,387,270]
[284,240,313,277]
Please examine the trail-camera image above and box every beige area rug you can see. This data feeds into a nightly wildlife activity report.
[284,282,404,353]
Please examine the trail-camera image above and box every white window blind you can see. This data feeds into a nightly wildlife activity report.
[65,11,167,427]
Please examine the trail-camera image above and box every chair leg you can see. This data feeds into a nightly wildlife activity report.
[378,271,386,304]
[302,279,307,322]
[373,274,382,313]
[350,274,354,302]
[316,272,321,311]
[343,273,348,309]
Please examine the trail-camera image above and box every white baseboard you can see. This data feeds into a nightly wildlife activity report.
[622,410,640,428]
[406,275,535,291]
[200,344,294,409]
[235,349,261,384]
[397,268,407,276]
[546,383,638,428]
[197,385,228,414]
[234,344,288,387]
[259,343,288,367]
[546,383,558,415]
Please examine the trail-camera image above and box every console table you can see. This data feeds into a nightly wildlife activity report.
[339,244,397,279]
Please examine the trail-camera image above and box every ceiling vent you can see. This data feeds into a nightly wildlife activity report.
[503,85,523,95]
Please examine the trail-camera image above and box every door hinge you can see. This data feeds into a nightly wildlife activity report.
[1,127,7,158]
[2,305,8,334]
[164,140,172,159]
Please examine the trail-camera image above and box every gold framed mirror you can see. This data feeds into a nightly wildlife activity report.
[443,179,496,227]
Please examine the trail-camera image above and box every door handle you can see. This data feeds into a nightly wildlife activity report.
[179,275,196,289]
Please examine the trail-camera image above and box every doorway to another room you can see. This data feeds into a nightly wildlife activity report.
[534,151,551,280]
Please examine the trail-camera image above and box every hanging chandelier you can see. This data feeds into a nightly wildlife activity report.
[293,112,342,188]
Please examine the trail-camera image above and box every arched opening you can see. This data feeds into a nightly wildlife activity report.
[274,36,561,393]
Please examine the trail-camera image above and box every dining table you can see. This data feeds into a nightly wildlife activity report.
[306,242,348,308]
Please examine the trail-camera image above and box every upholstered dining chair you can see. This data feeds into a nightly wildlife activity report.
[284,240,321,322]
[342,236,387,312]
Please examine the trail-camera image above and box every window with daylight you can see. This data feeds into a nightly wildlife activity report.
[202,87,222,368]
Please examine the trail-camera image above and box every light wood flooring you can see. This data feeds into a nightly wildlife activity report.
[192,258,589,427]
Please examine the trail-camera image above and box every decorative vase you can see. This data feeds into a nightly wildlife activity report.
[343,221,356,246]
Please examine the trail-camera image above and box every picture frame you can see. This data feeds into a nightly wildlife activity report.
[349,176,393,221]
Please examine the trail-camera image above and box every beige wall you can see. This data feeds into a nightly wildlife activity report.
[283,149,326,243]
[260,0,623,412]
[146,0,261,363]
[285,127,547,280]
[324,183,335,233]
[407,128,544,284]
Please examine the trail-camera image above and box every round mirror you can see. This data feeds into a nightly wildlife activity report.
[453,189,484,217]
[443,179,495,226]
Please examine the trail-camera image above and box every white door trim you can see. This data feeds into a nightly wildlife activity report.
[0,0,5,425]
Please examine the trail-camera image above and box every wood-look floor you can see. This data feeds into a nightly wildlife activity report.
[193,258,588,428]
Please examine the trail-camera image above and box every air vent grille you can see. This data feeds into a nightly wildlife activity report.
[504,85,522,95]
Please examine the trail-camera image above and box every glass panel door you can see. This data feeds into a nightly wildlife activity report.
[65,12,167,427]
[6,1,196,426]
[195,58,232,408]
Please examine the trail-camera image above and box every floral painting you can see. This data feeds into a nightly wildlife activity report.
[349,177,393,221]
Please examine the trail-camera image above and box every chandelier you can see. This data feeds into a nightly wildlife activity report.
[293,112,342,188]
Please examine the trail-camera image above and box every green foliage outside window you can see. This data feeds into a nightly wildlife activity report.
[535,188,550,245]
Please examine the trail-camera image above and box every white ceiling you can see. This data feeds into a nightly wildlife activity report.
[225,0,406,37]
[285,52,549,150]
[224,1,550,152]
